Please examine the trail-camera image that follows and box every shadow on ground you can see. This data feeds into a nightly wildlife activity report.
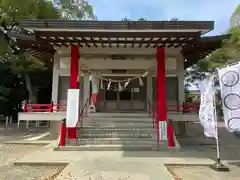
[122,122,240,161]
[0,123,49,143]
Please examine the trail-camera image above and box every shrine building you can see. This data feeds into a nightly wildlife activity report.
[15,20,228,149]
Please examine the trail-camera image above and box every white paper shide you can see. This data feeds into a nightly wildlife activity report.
[199,76,217,138]
[218,63,240,132]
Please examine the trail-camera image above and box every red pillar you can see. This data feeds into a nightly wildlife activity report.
[156,47,174,147]
[67,45,79,139]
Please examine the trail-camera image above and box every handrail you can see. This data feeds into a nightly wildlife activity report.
[148,100,159,145]
[78,97,89,127]
[148,100,156,128]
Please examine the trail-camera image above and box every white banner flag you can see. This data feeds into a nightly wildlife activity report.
[199,76,217,138]
[218,63,240,132]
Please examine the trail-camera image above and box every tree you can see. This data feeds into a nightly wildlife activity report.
[0,57,26,117]
[186,4,240,84]
[0,0,61,103]
[59,0,96,20]
[122,17,147,21]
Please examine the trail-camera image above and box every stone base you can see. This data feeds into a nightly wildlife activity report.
[210,162,230,172]
[173,121,187,137]
[49,121,61,136]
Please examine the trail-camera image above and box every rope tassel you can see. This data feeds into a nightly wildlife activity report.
[118,82,123,91]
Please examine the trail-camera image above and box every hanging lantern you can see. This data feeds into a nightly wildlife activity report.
[124,78,131,88]
[118,82,123,91]
[89,74,93,81]
[139,77,144,86]
[142,71,148,77]
[107,80,112,90]
[100,78,104,89]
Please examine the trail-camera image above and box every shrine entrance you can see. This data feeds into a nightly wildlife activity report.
[97,76,147,112]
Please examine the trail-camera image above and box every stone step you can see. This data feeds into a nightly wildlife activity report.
[85,119,153,124]
[88,113,150,118]
[55,144,173,151]
[87,117,152,121]
[77,134,157,139]
[78,133,155,138]
[76,137,158,145]
[78,126,155,132]
[83,122,154,128]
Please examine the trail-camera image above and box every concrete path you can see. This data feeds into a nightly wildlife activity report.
[55,159,173,180]
[14,143,217,180]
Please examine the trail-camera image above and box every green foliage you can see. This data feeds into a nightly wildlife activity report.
[137,18,147,21]
[0,59,26,116]
[186,4,240,84]
[59,0,96,20]
[186,26,240,84]
[0,0,60,24]
[0,0,97,113]
[122,17,147,21]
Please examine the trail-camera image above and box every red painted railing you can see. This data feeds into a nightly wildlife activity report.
[23,103,66,112]
[167,103,200,113]
[148,100,156,128]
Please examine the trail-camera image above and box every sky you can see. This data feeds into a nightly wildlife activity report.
[88,0,239,36]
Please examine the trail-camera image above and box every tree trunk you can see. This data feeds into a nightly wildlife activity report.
[25,73,35,103]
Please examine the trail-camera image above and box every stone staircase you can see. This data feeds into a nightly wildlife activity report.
[64,112,169,151]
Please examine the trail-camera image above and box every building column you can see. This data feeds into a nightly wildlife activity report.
[50,53,60,135]
[176,55,186,137]
[156,47,167,122]
[156,47,174,147]
[67,45,79,139]
[146,71,153,113]
[51,53,60,105]
[83,75,90,116]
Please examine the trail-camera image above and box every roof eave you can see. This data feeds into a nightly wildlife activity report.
[19,19,214,35]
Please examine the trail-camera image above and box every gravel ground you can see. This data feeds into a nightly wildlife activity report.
[0,164,65,180]
[167,165,240,180]
[0,125,65,180]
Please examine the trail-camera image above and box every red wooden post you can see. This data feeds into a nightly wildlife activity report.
[23,103,28,112]
[156,47,167,144]
[59,118,66,146]
[67,45,79,140]
[167,119,175,147]
[50,102,54,112]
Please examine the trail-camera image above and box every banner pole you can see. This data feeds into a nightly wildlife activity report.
[210,75,229,172]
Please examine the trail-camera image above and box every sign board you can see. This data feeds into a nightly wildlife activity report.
[159,121,168,140]
[66,89,80,127]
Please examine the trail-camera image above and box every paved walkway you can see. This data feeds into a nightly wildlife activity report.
[14,143,217,180]
[2,123,240,179]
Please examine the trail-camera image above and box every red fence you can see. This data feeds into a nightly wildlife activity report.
[23,103,66,112]
[167,103,200,113]
[23,102,199,113]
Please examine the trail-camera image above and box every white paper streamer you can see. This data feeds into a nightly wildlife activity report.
[139,77,144,86]
[107,80,111,90]
[124,78,130,88]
